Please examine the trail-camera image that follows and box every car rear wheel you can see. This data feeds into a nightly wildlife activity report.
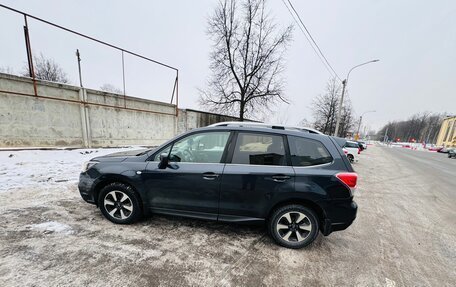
[268,204,319,249]
[347,154,354,163]
[98,182,142,224]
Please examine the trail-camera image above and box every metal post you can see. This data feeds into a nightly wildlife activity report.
[121,50,126,108]
[23,29,32,78]
[76,49,83,87]
[23,15,37,96]
[175,70,179,116]
[170,75,177,104]
[333,79,346,137]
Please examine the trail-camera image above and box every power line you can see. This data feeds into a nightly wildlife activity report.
[281,0,335,78]
[282,0,341,81]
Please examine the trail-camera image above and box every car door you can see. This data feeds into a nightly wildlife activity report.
[143,131,231,219]
[288,135,340,201]
[218,132,295,221]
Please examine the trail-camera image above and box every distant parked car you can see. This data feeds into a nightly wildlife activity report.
[344,141,360,163]
[448,149,456,158]
[428,146,443,152]
[438,146,451,153]
[357,141,367,151]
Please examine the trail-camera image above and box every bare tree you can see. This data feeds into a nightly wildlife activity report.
[22,53,69,83]
[338,98,355,137]
[308,78,354,136]
[307,78,354,136]
[311,78,340,135]
[200,0,293,121]
[100,84,123,94]
[377,112,445,143]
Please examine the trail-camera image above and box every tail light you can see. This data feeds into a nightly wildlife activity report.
[343,148,348,154]
[336,172,358,192]
[358,148,361,154]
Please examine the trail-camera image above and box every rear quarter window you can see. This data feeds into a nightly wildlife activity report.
[288,136,333,166]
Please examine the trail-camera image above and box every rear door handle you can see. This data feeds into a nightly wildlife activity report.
[202,172,219,180]
[271,175,291,182]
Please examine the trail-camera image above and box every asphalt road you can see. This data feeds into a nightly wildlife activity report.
[0,146,455,286]
[382,146,456,198]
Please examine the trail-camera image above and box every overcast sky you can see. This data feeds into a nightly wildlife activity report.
[1,0,455,131]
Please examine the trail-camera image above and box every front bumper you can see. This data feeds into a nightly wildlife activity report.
[320,199,357,236]
[78,172,97,204]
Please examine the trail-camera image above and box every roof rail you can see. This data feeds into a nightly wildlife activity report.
[208,121,324,135]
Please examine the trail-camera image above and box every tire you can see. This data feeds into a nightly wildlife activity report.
[347,154,354,163]
[268,204,319,249]
[98,182,142,224]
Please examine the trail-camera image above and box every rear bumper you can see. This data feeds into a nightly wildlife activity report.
[320,200,357,236]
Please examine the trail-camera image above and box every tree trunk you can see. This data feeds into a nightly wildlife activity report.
[239,101,245,121]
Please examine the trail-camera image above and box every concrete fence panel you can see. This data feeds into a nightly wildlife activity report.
[0,73,245,148]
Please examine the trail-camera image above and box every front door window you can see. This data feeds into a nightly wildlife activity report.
[169,132,230,163]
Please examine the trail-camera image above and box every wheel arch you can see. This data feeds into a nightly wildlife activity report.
[267,198,327,228]
[93,175,145,211]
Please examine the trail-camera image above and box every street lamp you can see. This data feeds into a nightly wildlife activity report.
[356,110,376,139]
[333,59,379,136]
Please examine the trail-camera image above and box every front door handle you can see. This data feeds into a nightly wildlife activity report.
[203,172,219,180]
[271,175,291,182]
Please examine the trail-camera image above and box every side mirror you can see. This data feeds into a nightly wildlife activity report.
[158,153,169,169]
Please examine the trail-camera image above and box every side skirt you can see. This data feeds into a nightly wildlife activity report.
[148,208,265,225]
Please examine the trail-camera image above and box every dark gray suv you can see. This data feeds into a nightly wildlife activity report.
[79,122,358,248]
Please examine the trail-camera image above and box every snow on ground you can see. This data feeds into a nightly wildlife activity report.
[0,147,145,192]
[29,221,74,235]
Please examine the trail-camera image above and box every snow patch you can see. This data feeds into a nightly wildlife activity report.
[30,221,74,235]
[0,147,145,192]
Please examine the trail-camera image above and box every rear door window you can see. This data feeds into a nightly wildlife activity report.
[231,133,286,166]
[288,136,333,166]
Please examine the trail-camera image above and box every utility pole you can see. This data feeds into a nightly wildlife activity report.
[356,110,376,140]
[383,126,389,143]
[334,79,346,137]
[333,59,379,137]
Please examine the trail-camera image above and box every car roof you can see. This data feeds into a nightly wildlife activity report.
[208,121,324,134]
[189,125,329,140]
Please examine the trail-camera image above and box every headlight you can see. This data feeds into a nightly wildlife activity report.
[81,161,97,172]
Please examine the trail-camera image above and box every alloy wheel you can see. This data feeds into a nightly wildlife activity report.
[103,190,133,220]
[276,211,312,242]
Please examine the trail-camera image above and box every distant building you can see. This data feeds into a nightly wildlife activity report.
[436,116,456,147]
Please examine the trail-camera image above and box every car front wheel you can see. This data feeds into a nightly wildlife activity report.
[98,182,142,224]
[268,204,319,249]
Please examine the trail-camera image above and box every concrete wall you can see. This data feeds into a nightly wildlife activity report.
[176,109,247,134]
[0,73,244,148]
